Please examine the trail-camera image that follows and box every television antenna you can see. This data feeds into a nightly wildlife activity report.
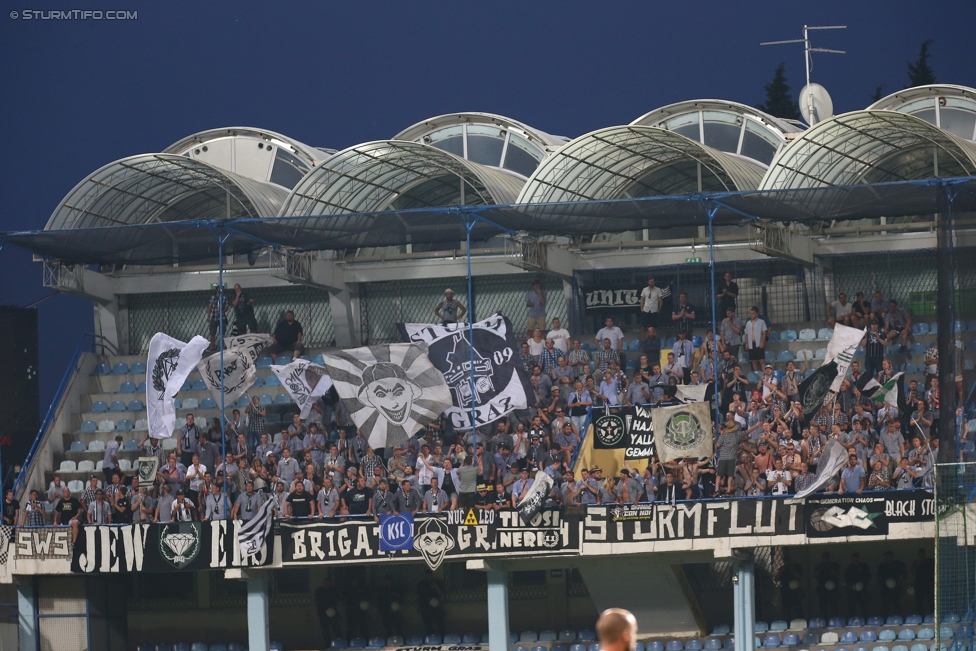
[761,25,846,125]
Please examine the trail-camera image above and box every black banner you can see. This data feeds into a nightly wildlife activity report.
[804,490,934,537]
[591,405,657,459]
[281,509,577,566]
[67,521,274,573]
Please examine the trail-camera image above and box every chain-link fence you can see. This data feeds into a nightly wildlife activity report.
[361,275,568,344]
[936,462,976,651]
[126,285,335,354]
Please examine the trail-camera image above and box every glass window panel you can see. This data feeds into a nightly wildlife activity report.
[663,112,700,131]
[740,130,778,165]
[938,108,976,140]
[672,124,700,141]
[466,125,506,166]
[907,108,937,126]
[269,149,308,189]
[503,134,544,177]
[427,126,464,157]
[702,122,741,153]
[896,98,937,114]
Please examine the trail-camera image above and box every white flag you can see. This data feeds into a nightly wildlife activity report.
[238,498,274,560]
[518,471,554,525]
[271,360,333,421]
[197,346,258,406]
[795,438,848,498]
[146,333,209,439]
[651,401,714,464]
[823,324,865,392]
[675,383,710,404]
[223,333,273,357]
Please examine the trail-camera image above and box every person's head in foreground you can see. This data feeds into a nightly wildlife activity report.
[597,608,638,651]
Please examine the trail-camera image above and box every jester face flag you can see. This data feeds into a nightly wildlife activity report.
[321,344,452,450]
[271,360,333,421]
[397,315,534,430]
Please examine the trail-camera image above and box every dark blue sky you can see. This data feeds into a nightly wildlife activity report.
[1,0,974,411]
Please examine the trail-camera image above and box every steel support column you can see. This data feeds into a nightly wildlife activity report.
[487,570,510,651]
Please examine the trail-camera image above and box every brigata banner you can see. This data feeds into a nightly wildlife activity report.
[60,521,274,573]
[281,509,577,570]
[804,490,934,538]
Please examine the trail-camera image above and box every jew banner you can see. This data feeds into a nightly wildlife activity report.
[146,333,209,439]
[398,315,534,430]
[196,346,258,406]
[823,324,865,392]
[271,360,333,421]
[651,402,713,463]
[322,343,452,449]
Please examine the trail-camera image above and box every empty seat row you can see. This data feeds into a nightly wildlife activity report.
[91,400,145,413]
[58,458,136,473]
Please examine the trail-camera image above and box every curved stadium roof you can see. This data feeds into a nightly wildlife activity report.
[867,85,976,142]
[278,140,525,217]
[45,153,288,231]
[516,125,766,205]
[630,99,804,166]
[392,112,568,179]
[760,110,976,190]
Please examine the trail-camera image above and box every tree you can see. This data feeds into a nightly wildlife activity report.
[907,40,936,87]
[871,85,885,103]
[757,63,799,120]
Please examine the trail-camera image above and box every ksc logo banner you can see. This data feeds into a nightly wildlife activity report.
[379,513,414,552]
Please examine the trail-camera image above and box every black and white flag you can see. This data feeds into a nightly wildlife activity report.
[797,361,839,425]
[146,333,209,439]
[223,333,273,357]
[823,324,865,392]
[518,472,554,525]
[271,360,334,421]
[238,498,274,560]
[197,346,258,406]
[322,344,452,449]
[398,314,535,430]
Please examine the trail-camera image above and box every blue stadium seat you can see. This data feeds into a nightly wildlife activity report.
[777,350,794,363]
[154,645,173,651]
[841,632,859,644]
[266,413,282,425]
[388,638,406,647]
[117,419,133,432]
[873,647,891,651]
[913,629,932,641]
[905,615,923,625]
[798,328,816,341]
[210,645,228,651]
[251,376,264,388]
[929,323,938,334]
[938,628,953,640]
[131,362,147,375]
[560,631,577,642]
[444,635,461,645]
[95,363,112,376]
[265,375,281,387]
[312,354,326,365]
[173,398,181,409]
[258,394,273,406]
[274,393,292,404]
[182,398,199,410]
[422,637,440,647]
[808,619,826,630]
[943,614,960,624]
[854,346,865,358]
[814,347,828,359]
[909,342,926,355]
[666,337,676,348]
[69,441,86,453]
[954,320,966,333]
[192,379,207,391]
[648,642,665,651]
[861,631,878,642]
[782,330,798,342]
[128,400,144,411]
[190,644,208,651]
[755,622,769,634]
[965,359,975,371]
[80,420,97,432]
[329,642,345,650]
[236,396,250,407]
[853,646,869,651]
[771,621,788,632]
[848,618,864,628]
[181,380,193,392]
[277,355,292,365]
[686,641,703,651]
[886,617,904,627]
[765,350,776,361]
[705,640,723,650]
[912,323,928,336]
[405,637,422,646]
[666,641,684,651]
[270,643,283,651]
[175,644,190,651]
[200,398,216,409]
[578,631,596,642]
[768,330,779,343]
[782,634,799,647]
[569,644,586,651]
[256,356,273,369]
[748,371,762,383]
[124,439,139,451]
[879,630,897,642]
[817,328,832,340]
[120,381,137,393]
[723,640,734,650]
[906,645,923,651]
[552,645,569,651]
[112,363,129,375]
[802,634,819,646]
[904,362,918,374]
[762,635,780,648]
[92,401,109,413]
[712,626,731,636]
[898,630,916,641]
[530,646,546,651]
[109,400,127,412]
[922,615,934,624]
[867,617,885,627]
[829,618,846,629]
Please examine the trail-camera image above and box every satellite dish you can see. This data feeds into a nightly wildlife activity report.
[799,83,834,125]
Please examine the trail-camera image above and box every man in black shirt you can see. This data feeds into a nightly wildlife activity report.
[285,483,315,519]
[268,310,304,362]
[671,293,695,336]
[474,484,493,509]
[231,283,259,335]
[845,552,871,619]
[876,550,906,618]
[2,490,19,526]
[53,487,83,543]
[417,569,446,637]
[112,486,133,524]
[343,476,373,515]
[717,272,738,316]
[641,326,661,363]
[393,480,422,516]
[492,482,510,510]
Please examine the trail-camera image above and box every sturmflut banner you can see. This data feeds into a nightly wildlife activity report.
[397,315,534,430]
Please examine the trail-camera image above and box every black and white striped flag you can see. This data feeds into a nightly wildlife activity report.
[238,498,274,560]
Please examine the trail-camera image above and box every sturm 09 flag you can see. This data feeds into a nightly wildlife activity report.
[271,360,333,421]
[398,315,535,430]
[322,344,452,450]
[146,333,209,439]
[651,401,713,463]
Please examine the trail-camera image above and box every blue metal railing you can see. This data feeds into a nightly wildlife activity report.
[13,333,96,496]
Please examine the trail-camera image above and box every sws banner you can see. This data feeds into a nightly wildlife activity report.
[281,509,577,570]
[804,490,934,538]
[66,521,274,573]
[584,285,672,312]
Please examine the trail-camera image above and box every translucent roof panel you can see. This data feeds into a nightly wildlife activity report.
[516,125,766,205]
[630,100,804,166]
[164,127,330,189]
[278,140,525,218]
[760,110,976,191]
[393,113,569,179]
[45,154,288,231]
[868,85,976,141]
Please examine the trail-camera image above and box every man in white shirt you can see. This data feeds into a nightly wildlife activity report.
[766,458,791,495]
[595,317,625,368]
[640,277,664,329]
[828,293,854,327]
[546,318,571,353]
[745,306,768,372]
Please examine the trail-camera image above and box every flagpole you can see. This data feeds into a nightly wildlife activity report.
[705,202,722,437]
[217,228,229,520]
[463,209,478,435]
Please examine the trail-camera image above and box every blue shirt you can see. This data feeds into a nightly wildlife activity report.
[841,465,865,491]
[526,289,546,318]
